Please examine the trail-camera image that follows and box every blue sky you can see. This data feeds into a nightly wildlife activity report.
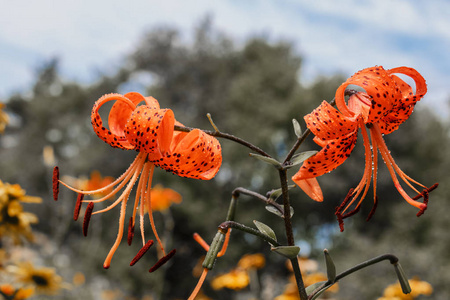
[1,0,449,117]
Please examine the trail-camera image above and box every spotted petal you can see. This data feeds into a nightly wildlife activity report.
[378,67,427,134]
[305,101,359,144]
[335,66,402,124]
[125,106,175,155]
[108,92,158,139]
[293,130,358,182]
[151,129,222,180]
[91,93,137,150]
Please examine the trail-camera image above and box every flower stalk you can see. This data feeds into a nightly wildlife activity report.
[279,169,308,300]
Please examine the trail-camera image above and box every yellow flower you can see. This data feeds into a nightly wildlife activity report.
[237,253,265,270]
[0,283,36,299]
[304,272,338,293]
[209,253,265,292]
[0,283,15,296]
[0,180,42,204]
[0,180,41,243]
[277,257,338,299]
[378,277,432,300]
[0,103,9,134]
[13,262,63,295]
[211,269,250,291]
[274,282,300,300]
[13,287,34,300]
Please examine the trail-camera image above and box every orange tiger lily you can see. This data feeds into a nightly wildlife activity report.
[53,92,222,268]
[292,66,438,230]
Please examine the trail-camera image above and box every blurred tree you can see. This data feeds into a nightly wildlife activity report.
[0,18,448,300]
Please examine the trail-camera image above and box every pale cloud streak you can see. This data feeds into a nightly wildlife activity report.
[0,0,448,116]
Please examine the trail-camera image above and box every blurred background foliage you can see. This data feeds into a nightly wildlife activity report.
[0,18,448,299]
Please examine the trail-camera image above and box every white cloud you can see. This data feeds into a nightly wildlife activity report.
[0,0,449,116]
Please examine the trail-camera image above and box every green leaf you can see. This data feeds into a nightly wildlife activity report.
[268,188,283,200]
[305,281,327,296]
[268,185,297,200]
[265,205,294,218]
[292,118,302,137]
[309,284,336,300]
[265,205,284,217]
[324,249,336,282]
[289,150,318,167]
[394,262,411,294]
[253,220,277,242]
[270,245,300,259]
[249,153,281,168]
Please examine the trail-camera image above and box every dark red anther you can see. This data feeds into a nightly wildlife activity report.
[335,188,355,232]
[83,202,94,237]
[366,196,378,222]
[130,240,154,266]
[342,206,361,219]
[73,193,84,221]
[335,188,354,213]
[127,217,135,246]
[52,166,60,201]
[149,249,176,273]
[416,190,429,217]
[336,213,345,232]
[413,183,438,201]
[414,183,438,217]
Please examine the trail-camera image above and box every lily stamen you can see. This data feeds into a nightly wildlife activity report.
[293,66,438,230]
[54,92,222,270]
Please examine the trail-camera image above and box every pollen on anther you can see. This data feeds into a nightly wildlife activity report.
[130,240,154,266]
[366,196,378,222]
[127,217,135,246]
[83,202,95,237]
[52,166,60,201]
[73,193,84,221]
[149,249,176,273]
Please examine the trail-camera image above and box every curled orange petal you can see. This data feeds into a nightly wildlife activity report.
[125,107,175,155]
[292,177,323,202]
[91,93,137,150]
[152,129,222,180]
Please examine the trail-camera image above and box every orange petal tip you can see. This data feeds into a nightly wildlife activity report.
[293,177,323,202]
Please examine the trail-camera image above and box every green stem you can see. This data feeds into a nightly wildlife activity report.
[226,194,238,222]
[279,169,308,300]
[283,98,336,164]
[308,254,400,299]
[232,187,284,217]
[174,125,272,158]
[219,221,280,246]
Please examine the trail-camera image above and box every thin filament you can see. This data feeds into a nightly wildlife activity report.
[192,229,231,258]
[103,188,130,269]
[371,124,426,209]
[145,164,166,256]
[59,153,144,195]
[370,130,379,200]
[217,229,231,257]
[342,119,373,213]
[372,125,424,193]
[188,268,209,300]
[193,233,210,252]
[138,162,151,246]
[84,155,144,204]
[92,156,145,215]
